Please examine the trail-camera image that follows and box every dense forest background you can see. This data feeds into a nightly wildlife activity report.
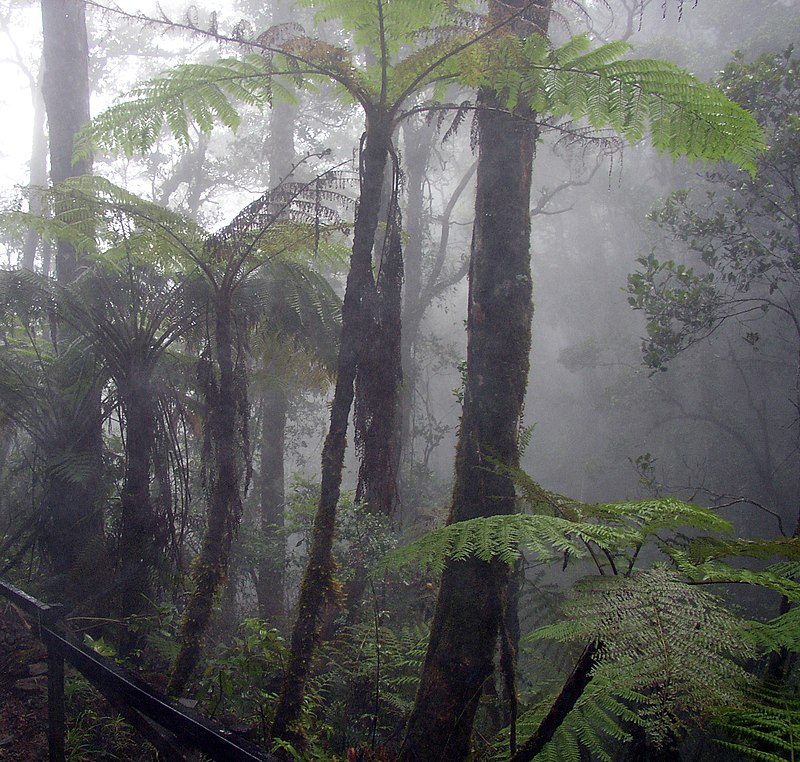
[0,0,799,759]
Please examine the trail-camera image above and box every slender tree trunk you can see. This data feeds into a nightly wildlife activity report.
[118,366,159,653]
[257,387,287,624]
[510,643,597,762]
[398,120,431,496]
[270,115,391,752]
[41,0,92,284]
[254,17,297,624]
[169,297,243,696]
[40,0,105,609]
[22,64,47,271]
[400,5,550,759]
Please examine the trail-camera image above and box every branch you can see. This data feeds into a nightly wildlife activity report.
[510,642,598,762]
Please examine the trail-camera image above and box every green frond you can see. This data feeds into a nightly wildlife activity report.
[687,537,800,564]
[45,450,98,487]
[712,680,800,761]
[481,33,766,175]
[79,55,286,157]
[669,550,800,600]
[529,567,754,753]
[0,209,97,258]
[743,604,800,653]
[555,37,631,71]
[300,0,458,59]
[376,513,636,575]
[588,496,732,537]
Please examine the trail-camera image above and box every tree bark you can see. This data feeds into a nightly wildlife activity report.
[169,297,243,696]
[41,0,92,283]
[256,387,287,624]
[39,0,105,610]
[22,64,47,271]
[510,643,597,762]
[270,115,390,752]
[354,190,404,518]
[117,365,159,653]
[400,4,550,759]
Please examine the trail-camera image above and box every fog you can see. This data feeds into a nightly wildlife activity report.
[0,0,798,758]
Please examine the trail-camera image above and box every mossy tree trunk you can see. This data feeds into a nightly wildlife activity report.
[270,115,391,752]
[117,363,160,653]
[354,191,404,519]
[400,4,550,759]
[169,293,244,696]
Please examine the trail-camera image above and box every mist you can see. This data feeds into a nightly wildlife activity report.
[0,0,798,760]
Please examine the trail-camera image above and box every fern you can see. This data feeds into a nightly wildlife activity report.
[668,549,800,601]
[530,567,754,752]
[461,32,766,175]
[379,461,727,577]
[489,683,640,762]
[377,512,639,575]
[712,680,800,761]
[78,55,289,157]
[82,10,764,181]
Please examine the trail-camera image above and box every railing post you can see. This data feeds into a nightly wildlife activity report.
[44,628,65,762]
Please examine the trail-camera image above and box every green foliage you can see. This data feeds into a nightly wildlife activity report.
[78,55,288,157]
[488,680,641,762]
[628,47,799,370]
[461,32,765,174]
[63,674,144,761]
[379,466,728,576]
[712,680,800,761]
[530,567,754,752]
[201,619,288,742]
[82,7,764,181]
[316,622,429,749]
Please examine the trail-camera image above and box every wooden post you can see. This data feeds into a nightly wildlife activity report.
[45,630,65,762]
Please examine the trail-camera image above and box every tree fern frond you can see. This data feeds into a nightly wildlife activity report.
[743,604,800,653]
[476,33,766,175]
[712,680,800,761]
[669,550,800,600]
[529,567,754,752]
[78,55,292,157]
[376,513,637,575]
[687,537,800,564]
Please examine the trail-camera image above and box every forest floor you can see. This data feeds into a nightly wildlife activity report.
[0,601,49,761]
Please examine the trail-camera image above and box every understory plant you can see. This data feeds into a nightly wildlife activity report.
[380,465,800,761]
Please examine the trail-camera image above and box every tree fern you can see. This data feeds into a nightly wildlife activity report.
[712,680,800,762]
[529,567,754,753]
[458,32,765,175]
[80,12,764,179]
[377,512,636,575]
[78,55,289,157]
[488,684,640,762]
[378,468,728,576]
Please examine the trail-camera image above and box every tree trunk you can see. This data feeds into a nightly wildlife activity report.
[118,366,159,653]
[354,191,403,518]
[169,297,243,696]
[270,115,391,752]
[254,11,297,625]
[257,387,287,625]
[22,63,47,271]
[41,0,92,284]
[400,4,550,759]
[40,0,105,610]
